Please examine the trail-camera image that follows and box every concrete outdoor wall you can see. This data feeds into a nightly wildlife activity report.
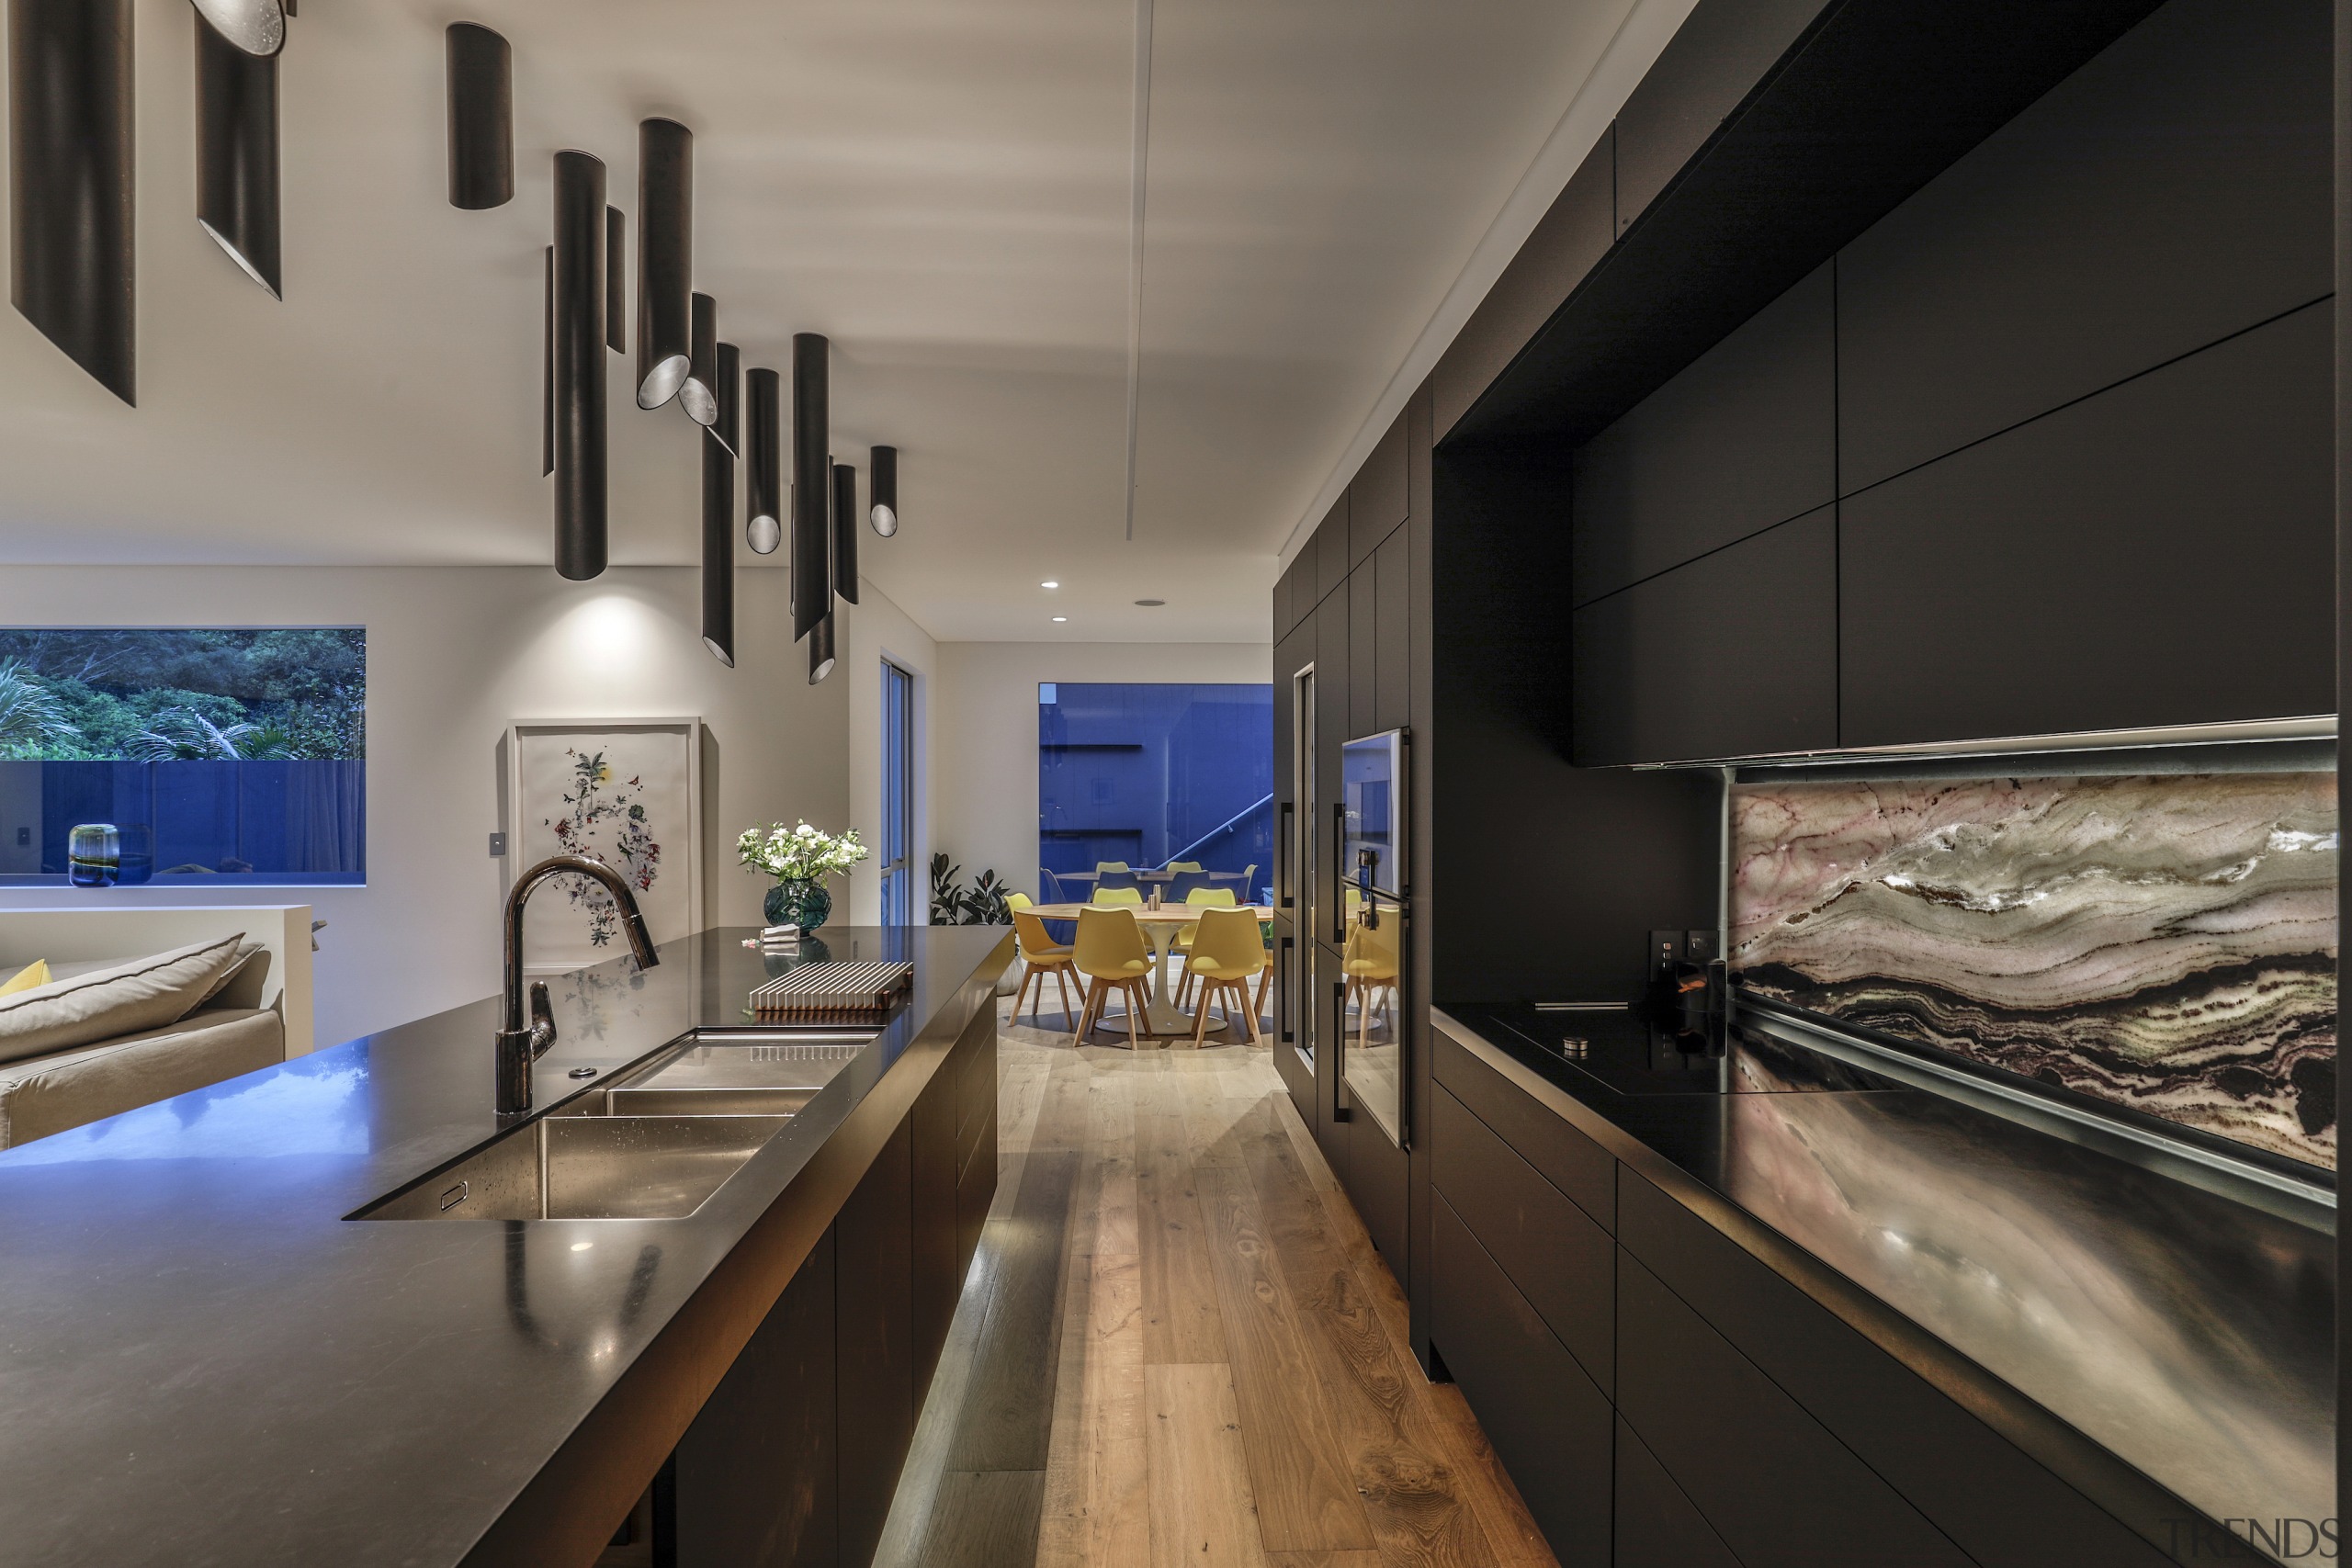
[0,564,849,1048]
[929,640,1274,904]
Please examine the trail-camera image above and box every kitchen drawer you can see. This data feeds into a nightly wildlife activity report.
[1431,1085,1613,1394]
[1432,1026,1614,1231]
[1617,1250,1973,1568]
[1614,1416,1740,1568]
[1432,1195,1611,1565]
[956,1102,996,1279]
[1617,1173,2177,1567]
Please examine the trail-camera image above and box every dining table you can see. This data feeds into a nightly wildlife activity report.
[1028,901,1272,1036]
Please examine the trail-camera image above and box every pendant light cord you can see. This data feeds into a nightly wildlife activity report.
[1123,0,1154,541]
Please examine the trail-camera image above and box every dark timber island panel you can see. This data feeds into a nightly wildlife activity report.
[0,925,1012,1568]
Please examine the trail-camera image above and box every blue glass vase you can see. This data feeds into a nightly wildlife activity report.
[763,878,831,932]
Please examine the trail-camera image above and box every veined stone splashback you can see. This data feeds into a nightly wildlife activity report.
[1729,771,2338,1168]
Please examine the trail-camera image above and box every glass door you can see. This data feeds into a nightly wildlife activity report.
[879,659,915,924]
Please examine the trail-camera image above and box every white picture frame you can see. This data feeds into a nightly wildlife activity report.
[507,718,702,973]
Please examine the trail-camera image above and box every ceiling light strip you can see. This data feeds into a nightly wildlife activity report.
[1121,0,1154,542]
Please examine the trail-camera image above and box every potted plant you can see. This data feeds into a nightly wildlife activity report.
[738,821,868,932]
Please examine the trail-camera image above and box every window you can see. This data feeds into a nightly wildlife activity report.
[878,658,916,924]
[1037,682,1272,899]
[0,628,366,886]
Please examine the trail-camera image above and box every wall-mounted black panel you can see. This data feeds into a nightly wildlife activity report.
[1612,0,1832,235]
[1315,494,1351,606]
[1272,569,1291,642]
[1571,260,1833,604]
[1430,1196,1611,1565]
[1351,416,1408,569]
[1617,1173,2184,1567]
[1431,1086,1613,1394]
[1615,1416,1743,1568]
[1288,529,1318,626]
[1432,126,1615,441]
[1348,567,1375,741]
[1617,1251,1973,1568]
[1572,505,1836,765]
[1449,0,2165,447]
[1837,0,2331,493]
[1840,299,2333,747]
[1373,530,1409,734]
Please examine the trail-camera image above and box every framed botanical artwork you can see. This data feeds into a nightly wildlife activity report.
[507,718,701,973]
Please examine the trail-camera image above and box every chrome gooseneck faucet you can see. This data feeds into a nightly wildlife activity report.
[498,854,661,1114]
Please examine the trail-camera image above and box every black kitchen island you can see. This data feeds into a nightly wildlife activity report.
[0,924,1012,1568]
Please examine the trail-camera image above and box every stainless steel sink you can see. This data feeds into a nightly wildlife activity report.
[354,1114,793,1222]
[350,1029,876,1223]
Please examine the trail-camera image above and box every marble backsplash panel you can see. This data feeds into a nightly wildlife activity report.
[1730,772,2337,1168]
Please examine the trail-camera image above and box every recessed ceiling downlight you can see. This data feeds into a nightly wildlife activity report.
[1052,616,1068,623]
[191,0,283,57]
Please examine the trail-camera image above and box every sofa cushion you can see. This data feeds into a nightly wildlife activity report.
[0,1006,284,1147]
[0,960,47,998]
[0,936,246,1066]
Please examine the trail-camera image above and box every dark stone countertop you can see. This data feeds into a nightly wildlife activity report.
[0,924,1013,1568]
[1432,1001,2334,1557]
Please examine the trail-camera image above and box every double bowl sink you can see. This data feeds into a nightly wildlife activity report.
[353,1031,876,1223]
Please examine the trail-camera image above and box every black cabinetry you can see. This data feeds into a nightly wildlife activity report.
[1571,505,1836,765]
[836,1118,914,1568]
[1840,301,2333,746]
[1613,1417,1740,1568]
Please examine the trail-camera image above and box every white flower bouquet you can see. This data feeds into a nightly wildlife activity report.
[737,820,869,883]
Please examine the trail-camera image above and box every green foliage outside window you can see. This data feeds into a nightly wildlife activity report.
[0,629,366,761]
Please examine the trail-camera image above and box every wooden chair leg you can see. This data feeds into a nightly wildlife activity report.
[1018,966,1039,1024]
[1124,981,1144,1050]
[1055,966,1077,1032]
[1242,978,1263,1043]
[1191,981,1214,1045]
[1078,980,1102,1041]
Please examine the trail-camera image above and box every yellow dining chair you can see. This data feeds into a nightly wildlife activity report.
[1170,887,1238,1009]
[1182,907,1267,1045]
[1072,907,1154,1049]
[1010,901,1086,1033]
[1342,913,1401,1051]
[1090,886,1145,906]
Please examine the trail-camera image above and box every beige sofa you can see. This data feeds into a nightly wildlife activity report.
[0,908,312,1148]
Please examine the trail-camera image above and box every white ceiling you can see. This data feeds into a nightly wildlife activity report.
[0,0,1638,641]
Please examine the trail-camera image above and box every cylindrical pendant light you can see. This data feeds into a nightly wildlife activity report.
[551,151,607,581]
[604,206,626,352]
[444,22,508,209]
[808,612,836,684]
[195,9,278,296]
[713,341,741,457]
[540,244,552,477]
[831,462,860,604]
[745,367,782,554]
[634,118,691,411]
[9,0,137,404]
[869,445,899,536]
[681,291,718,428]
[700,344,741,667]
[191,0,281,57]
[790,333,831,639]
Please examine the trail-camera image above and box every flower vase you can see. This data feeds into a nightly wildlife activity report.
[764,878,831,932]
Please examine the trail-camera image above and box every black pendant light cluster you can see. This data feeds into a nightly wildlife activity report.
[702,342,741,665]
[10,0,288,402]
[746,369,783,555]
[549,151,607,581]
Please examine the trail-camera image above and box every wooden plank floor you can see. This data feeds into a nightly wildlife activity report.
[874,995,1560,1568]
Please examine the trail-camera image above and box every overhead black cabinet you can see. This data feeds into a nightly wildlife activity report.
[1433,126,1617,441]
[837,1119,914,1568]
[1571,261,1835,604]
[1572,505,1837,764]
[1836,0,2331,492]
[1286,530,1317,632]
[1611,0,1836,235]
[1430,1196,1612,1565]
[1614,1417,1742,1568]
[1373,529,1409,734]
[1840,299,2334,747]
[1316,494,1351,605]
[1430,1086,1613,1393]
[667,1229,841,1568]
[1349,568,1376,741]
[1314,590,1350,936]
[1351,417,1408,569]
[1616,1252,1973,1568]
[1617,1174,2182,1567]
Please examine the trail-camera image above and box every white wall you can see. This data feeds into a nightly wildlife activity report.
[0,565,846,1048]
[840,582,939,925]
[931,641,1273,901]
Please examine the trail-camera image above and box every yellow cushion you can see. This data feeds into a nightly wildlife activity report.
[0,961,47,998]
